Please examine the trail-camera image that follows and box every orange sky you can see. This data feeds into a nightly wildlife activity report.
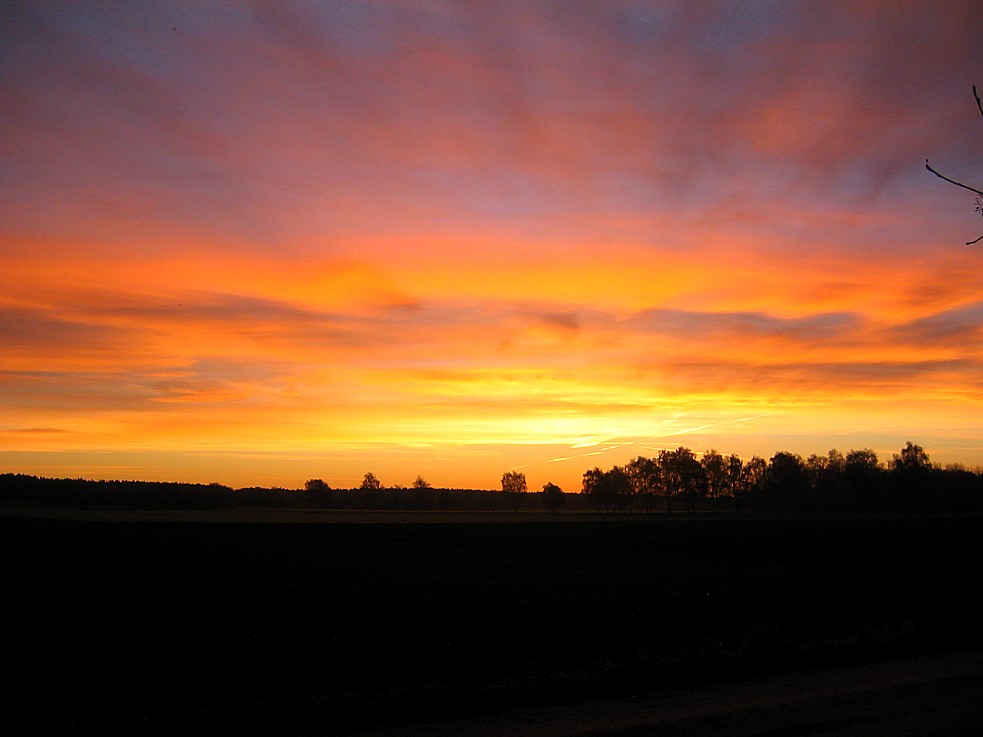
[2,2,983,490]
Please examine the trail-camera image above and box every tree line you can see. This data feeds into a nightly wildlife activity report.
[0,474,514,512]
[573,442,983,515]
[1,442,980,514]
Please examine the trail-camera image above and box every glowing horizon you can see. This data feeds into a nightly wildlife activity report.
[3,2,982,491]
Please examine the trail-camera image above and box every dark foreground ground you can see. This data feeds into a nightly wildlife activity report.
[3,510,982,735]
[362,647,983,737]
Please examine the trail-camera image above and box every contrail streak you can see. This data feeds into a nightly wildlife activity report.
[538,412,776,466]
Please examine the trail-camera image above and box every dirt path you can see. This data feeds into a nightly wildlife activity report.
[354,649,983,737]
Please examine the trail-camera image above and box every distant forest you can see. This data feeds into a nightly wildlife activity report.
[2,442,981,515]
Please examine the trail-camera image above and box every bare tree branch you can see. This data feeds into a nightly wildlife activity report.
[926,85,983,245]
[925,160,983,196]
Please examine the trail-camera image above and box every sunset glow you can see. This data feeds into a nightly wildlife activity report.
[3,2,983,490]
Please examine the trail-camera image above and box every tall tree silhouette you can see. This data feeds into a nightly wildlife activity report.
[579,467,627,513]
[625,456,661,513]
[893,441,931,472]
[607,465,633,513]
[765,452,807,516]
[701,449,727,512]
[891,441,932,513]
[501,470,527,511]
[659,447,704,514]
[541,482,564,513]
[582,467,606,512]
[725,453,744,508]
[735,456,767,512]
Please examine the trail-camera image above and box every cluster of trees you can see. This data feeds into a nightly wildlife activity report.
[305,473,435,494]
[578,442,983,515]
[498,471,566,513]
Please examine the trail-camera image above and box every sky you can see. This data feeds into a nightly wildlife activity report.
[2,1,983,491]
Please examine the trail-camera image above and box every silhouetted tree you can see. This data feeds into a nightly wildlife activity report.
[725,453,743,493]
[501,470,527,511]
[578,466,634,513]
[843,448,883,512]
[805,448,849,513]
[607,465,633,513]
[542,482,564,513]
[825,448,846,474]
[659,447,704,514]
[803,454,832,513]
[701,449,727,512]
[582,467,606,512]
[893,441,931,472]
[763,452,807,515]
[411,475,432,489]
[303,478,332,509]
[735,455,767,512]
[845,448,879,473]
[625,456,661,513]
[926,84,983,244]
[582,466,630,514]
[657,449,681,513]
[891,441,932,513]
[360,472,382,490]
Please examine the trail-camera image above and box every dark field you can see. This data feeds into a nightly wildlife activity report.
[4,512,982,734]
